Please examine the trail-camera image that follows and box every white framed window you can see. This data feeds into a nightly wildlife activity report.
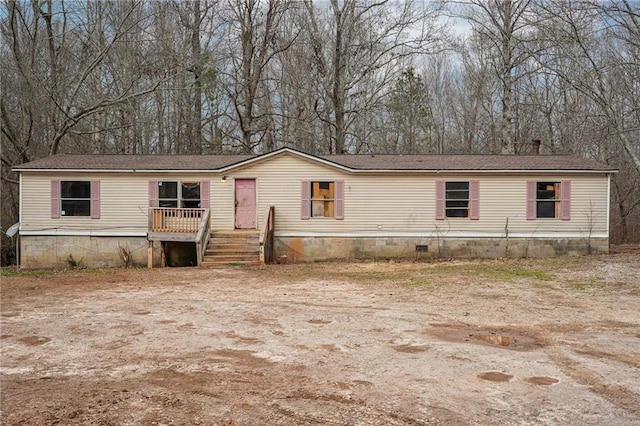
[436,180,479,220]
[51,179,100,219]
[536,182,560,218]
[60,181,91,216]
[158,181,201,208]
[445,182,470,218]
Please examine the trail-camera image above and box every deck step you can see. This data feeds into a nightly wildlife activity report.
[200,230,260,268]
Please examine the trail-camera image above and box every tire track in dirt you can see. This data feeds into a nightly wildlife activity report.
[545,346,640,417]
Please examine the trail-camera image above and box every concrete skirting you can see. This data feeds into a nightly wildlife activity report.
[19,235,162,269]
[275,236,609,262]
[19,234,610,268]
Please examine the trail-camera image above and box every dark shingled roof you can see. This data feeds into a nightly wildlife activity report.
[322,154,615,171]
[14,149,615,172]
[15,154,254,170]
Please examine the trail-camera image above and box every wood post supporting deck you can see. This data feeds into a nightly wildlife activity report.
[147,241,153,268]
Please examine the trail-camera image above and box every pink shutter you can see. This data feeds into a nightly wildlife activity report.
[334,180,344,220]
[51,179,60,219]
[148,180,158,207]
[561,180,571,220]
[90,180,100,219]
[526,181,536,220]
[200,180,210,209]
[435,180,445,220]
[469,180,479,220]
[301,180,310,220]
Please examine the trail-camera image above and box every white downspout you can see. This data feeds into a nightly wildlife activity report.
[606,173,611,241]
[18,172,23,268]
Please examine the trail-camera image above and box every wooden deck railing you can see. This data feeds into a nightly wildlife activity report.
[259,205,275,265]
[149,207,206,233]
[195,209,211,266]
[147,208,211,268]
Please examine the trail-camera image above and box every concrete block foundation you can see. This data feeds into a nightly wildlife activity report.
[275,236,609,262]
[19,234,609,268]
[19,235,162,269]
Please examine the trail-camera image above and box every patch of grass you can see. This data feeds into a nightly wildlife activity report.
[298,258,562,287]
[0,267,138,278]
[565,277,601,291]
[0,267,59,278]
[480,266,556,282]
[336,271,404,283]
[267,255,629,291]
[422,260,556,283]
[407,276,434,288]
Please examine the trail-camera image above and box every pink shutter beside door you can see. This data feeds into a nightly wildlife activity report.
[148,180,158,207]
[526,181,536,220]
[561,180,571,220]
[200,180,210,209]
[334,180,344,220]
[51,179,60,219]
[469,180,479,220]
[90,180,100,219]
[301,180,310,220]
[435,180,445,220]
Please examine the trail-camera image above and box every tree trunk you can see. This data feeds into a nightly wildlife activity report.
[332,4,345,154]
[192,0,203,154]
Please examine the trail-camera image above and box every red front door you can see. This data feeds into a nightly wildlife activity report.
[235,179,256,229]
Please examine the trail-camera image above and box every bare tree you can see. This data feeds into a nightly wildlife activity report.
[450,0,537,154]
[533,0,640,174]
[47,2,162,154]
[219,0,297,154]
[447,32,501,153]
[304,0,442,154]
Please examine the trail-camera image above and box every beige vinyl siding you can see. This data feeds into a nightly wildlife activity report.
[20,152,610,238]
[21,173,218,234]
[215,154,351,231]
[478,174,608,235]
[210,176,234,230]
[231,153,610,236]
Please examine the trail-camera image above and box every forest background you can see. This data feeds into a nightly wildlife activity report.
[2,0,639,265]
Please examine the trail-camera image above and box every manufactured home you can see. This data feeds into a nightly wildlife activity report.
[13,148,615,268]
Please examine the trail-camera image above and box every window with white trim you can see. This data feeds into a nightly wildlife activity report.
[445,181,469,218]
[52,180,100,219]
[158,181,201,208]
[61,181,91,216]
[436,180,479,220]
[536,182,560,218]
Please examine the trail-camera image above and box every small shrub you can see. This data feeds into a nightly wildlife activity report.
[118,245,133,268]
[66,254,78,268]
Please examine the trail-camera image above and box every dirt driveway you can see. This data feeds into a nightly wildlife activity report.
[2,249,639,425]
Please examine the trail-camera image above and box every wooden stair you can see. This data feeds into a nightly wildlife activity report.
[200,230,260,267]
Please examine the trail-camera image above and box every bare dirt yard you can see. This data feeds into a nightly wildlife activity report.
[2,247,640,425]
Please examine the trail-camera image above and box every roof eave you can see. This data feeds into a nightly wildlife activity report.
[216,147,355,173]
[345,168,617,174]
[14,167,617,174]
[13,168,229,173]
